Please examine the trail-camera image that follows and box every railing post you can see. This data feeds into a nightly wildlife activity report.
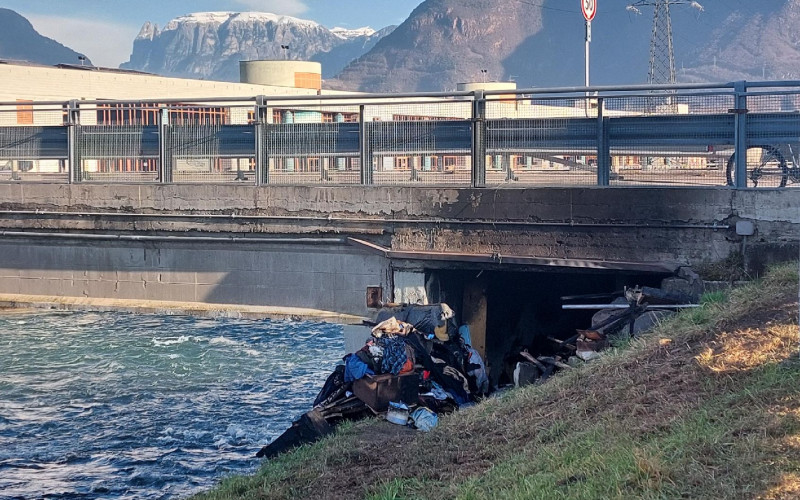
[66,99,81,183]
[733,81,749,188]
[255,96,269,185]
[596,97,610,186]
[158,106,172,183]
[359,104,373,185]
[471,91,487,188]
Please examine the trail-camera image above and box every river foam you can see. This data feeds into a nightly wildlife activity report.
[0,311,344,499]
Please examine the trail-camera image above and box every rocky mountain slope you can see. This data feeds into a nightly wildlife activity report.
[121,12,395,81]
[0,8,90,66]
[684,0,800,82]
[327,0,800,92]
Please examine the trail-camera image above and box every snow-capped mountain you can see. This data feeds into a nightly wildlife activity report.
[121,11,395,81]
[331,27,377,39]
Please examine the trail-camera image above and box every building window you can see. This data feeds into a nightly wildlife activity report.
[443,156,465,169]
[321,112,358,123]
[96,102,159,125]
[392,114,460,121]
[98,158,159,172]
[16,100,33,125]
[294,72,321,91]
[97,103,229,126]
[169,106,229,125]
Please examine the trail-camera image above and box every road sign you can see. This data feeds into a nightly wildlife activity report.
[582,0,597,21]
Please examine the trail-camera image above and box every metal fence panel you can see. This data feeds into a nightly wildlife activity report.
[164,103,257,184]
[266,113,361,185]
[366,101,473,186]
[0,106,69,182]
[79,125,160,183]
[486,97,598,186]
[169,124,256,184]
[1,84,800,188]
[605,94,735,187]
[737,93,800,188]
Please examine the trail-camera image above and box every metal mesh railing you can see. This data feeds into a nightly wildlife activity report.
[266,104,361,185]
[79,124,160,183]
[485,96,598,186]
[737,93,800,188]
[605,93,735,187]
[0,106,69,182]
[77,103,160,183]
[367,101,472,186]
[1,83,800,188]
[168,104,255,184]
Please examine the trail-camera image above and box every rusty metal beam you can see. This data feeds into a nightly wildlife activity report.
[347,238,680,274]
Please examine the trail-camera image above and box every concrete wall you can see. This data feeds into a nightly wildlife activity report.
[0,184,796,254]
[0,239,386,316]
[0,184,796,313]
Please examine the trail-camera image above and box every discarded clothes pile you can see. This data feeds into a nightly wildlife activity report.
[256,303,488,459]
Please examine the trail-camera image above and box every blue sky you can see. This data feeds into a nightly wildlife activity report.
[0,0,422,67]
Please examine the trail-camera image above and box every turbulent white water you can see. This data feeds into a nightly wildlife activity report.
[0,311,344,499]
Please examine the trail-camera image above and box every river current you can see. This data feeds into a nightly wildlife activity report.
[0,311,344,499]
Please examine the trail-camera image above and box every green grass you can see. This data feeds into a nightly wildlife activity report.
[194,262,800,500]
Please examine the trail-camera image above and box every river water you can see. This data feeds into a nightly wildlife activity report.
[0,311,344,499]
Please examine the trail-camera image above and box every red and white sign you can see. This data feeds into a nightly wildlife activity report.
[582,0,597,21]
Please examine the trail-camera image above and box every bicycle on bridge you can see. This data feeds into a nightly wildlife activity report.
[726,143,800,188]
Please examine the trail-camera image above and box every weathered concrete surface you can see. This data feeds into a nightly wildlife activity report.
[0,184,796,313]
[0,183,796,223]
[0,184,796,264]
[0,239,387,317]
[0,184,795,223]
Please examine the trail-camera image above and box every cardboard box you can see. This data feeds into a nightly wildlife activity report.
[352,372,420,412]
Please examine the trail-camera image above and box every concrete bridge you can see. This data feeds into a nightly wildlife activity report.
[0,182,796,309]
[0,182,796,370]
[1,82,799,366]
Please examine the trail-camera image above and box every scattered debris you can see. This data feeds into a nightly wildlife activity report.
[256,303,487,459]
[505,283,700,388]
[257,281,701,458]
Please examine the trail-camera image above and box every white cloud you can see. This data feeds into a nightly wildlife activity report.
[233,0,309,16]
[26,15,140,68]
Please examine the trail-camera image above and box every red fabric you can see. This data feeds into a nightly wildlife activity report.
[399,358,414,374]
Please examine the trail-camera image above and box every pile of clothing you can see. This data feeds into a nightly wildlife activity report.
[256,303,488,459]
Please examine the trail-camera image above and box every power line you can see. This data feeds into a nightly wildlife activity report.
[513,0,580,16]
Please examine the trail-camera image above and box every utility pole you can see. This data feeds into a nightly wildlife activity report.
[627,0,703,85]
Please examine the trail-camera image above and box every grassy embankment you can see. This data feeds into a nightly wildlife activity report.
[195,263,800,500]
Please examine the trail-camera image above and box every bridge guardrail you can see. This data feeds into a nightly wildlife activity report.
[1,81,800,188]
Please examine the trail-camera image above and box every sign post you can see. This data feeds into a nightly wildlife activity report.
[582,0,596,89]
